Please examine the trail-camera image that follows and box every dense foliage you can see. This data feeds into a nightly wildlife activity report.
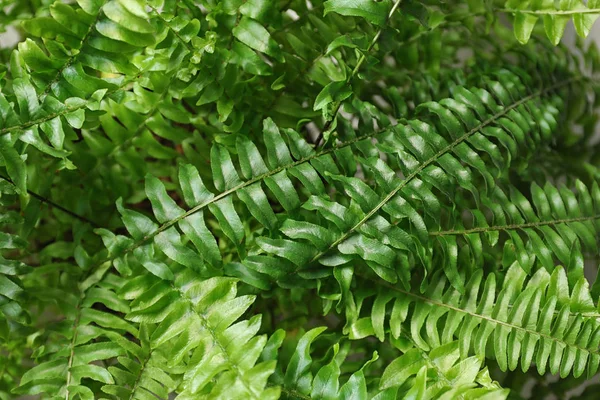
[2,0,600,398]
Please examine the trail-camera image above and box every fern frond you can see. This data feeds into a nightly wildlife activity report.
[13,268,134,397]
[501,0,600,45]
[20,0,151,95]
[380,339,509,399]
[266,327,384,400]
[343,262,600,379]
[118,270,279,399]
[104,68,578,293]
[267,327,508,399]
[98,116,391,284]
[5,0,151,146]
[101,324,176,399]
[431,180,600,274]
[251,69,576,290]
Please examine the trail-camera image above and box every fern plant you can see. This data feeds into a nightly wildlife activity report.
[3,0,600,398]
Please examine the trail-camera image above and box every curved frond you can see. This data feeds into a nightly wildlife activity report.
[247,69,577,290]
[106,68,581,294]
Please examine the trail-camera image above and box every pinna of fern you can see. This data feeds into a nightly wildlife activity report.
[12,264,281,399]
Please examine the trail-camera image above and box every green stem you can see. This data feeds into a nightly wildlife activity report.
[430,214,600,236]
[0,173,100,227]
[64,296,83,400]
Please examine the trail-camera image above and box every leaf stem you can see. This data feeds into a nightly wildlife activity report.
[64,296,83,400]
[128,350,153,400]
[0,173,100,227]
[430,214,600,236]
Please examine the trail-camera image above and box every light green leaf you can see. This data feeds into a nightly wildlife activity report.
[233,17,283,62]
[324,0,392,26]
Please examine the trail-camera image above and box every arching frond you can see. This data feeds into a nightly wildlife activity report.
[108,68,580,295]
